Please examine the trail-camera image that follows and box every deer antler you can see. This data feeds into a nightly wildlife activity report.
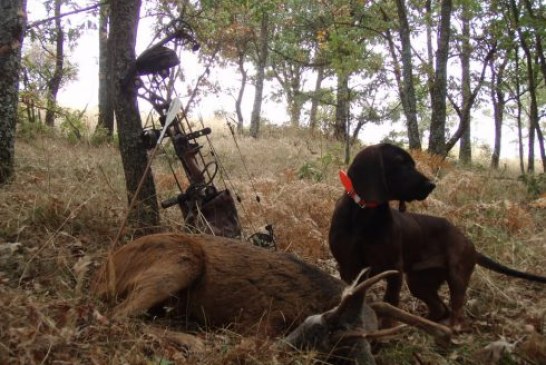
[351,270,400,295]
[330,269,400,324]
[334,324,408,342]
[369,302,452,344]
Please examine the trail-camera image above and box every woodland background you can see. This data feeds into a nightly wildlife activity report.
[0,0,546,364]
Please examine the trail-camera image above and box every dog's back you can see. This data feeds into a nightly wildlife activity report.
[394,210,478,273]
[330,196,476,275]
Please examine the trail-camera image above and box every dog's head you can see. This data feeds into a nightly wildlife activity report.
[347,143,435,204]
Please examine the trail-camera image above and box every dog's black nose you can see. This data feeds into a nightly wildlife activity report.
[425,181,436,193]
[414,181,436,201]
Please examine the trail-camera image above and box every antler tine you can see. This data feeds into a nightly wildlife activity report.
[334,325,408,342]
[351,270,400,296]
[333,269,392,315]
[369,302,452,343]
[348,267,371,289]
[332,270,399,318]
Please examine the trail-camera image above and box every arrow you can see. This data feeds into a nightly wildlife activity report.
[157,97,182,146]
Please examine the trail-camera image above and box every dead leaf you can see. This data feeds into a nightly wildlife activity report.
[0,242,22,256]
[519,333,546,364]
[93,309,110,325]
[73,255,92,293]
[529,197,546,208]
[147,325,205,356]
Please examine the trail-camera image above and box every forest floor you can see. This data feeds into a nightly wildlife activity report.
[1,122,546,364]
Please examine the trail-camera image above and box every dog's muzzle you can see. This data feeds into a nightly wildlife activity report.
[416,181,436,200]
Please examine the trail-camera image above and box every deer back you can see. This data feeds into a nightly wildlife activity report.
[93,233,344,335]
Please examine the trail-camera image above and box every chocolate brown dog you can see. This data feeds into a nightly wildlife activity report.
[329,143,546,328]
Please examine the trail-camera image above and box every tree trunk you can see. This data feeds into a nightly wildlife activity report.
[109,0,159,231]
[524,0,546,170]
[516,24,537,173]
[0,0,27,185]
[97,2,114,135]
[309,65,324,133]
[249,11,269,138]
[532,36,546,171]
[514,50,525,174]
[448,6,495,161]
[235,52,246,133]
[271,63,301,127]
[287,66,303,128]
[45,0,64,127]
[334,71,350,141]
[459,123,471,162]
[510,0,546,172]
[21,65,36,123]
[490,55,508,169]
[446,48,494,156]
[428,0,452,156]
[394,0,421,150]
[458,5,472,164]
[527,113,536,173]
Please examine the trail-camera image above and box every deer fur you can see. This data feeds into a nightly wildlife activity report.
[93,233,451,364]
[93,233,344,334]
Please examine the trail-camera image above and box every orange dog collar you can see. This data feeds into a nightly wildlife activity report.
[339,170,379,208]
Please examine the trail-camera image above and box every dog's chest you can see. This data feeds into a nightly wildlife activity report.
[353,232,403,269]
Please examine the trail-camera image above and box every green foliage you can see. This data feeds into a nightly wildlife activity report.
[90,127,112,146]
[518,173,546,198]
[298,161,324,181]
[21,42,78,96]
[380,130,407,147]
[298,148,343,182]
[16,120,52,141]
[59,109,86,143]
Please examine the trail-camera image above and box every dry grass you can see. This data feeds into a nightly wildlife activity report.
[1,125,545,364]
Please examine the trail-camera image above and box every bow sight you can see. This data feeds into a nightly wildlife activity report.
[132,19,242,239]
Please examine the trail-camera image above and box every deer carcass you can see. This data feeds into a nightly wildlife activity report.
[93,233,451,364]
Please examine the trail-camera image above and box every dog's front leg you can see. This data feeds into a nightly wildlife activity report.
[380,272,402,328]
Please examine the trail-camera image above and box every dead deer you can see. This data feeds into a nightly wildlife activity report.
[93,233,451,364]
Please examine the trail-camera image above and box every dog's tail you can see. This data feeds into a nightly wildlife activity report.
[477,253,546,283]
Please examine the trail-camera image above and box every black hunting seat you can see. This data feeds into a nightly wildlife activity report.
[136,46,180,76]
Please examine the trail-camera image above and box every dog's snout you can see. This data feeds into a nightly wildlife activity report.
[425,181,436,193]
[414,180,436,201]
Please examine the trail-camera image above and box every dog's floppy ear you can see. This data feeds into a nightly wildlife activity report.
[347,145,389,203]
